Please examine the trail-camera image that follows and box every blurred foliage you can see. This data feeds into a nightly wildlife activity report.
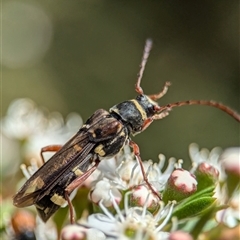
[2,1,239,163]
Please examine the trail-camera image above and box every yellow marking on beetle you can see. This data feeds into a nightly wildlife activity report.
[50,193,67,206]
[94,144,106,156]
[130,99,147,120]
[72,166,84,176]
[146,95,158,106]
[35,204,44,210]
[111,107,120,115]
[82,124,90,129]
[88,129,96,138]
[44,207,50,214]
[73,145,82,152]
[24,176,45,194]
[119,130,126,137]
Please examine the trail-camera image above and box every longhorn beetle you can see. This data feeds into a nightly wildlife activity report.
[13,39,240,224]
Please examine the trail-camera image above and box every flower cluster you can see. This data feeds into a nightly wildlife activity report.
[60,143,240,240]
[1,99,239,240]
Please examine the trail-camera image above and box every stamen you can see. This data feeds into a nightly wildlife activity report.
[175,159,183,169]
[129,162,139,186]
[158,154,166,170]
[170,217,178,232]
[99,199,115,221]
[155,201,169,223]
[116,161,124,173]
[145,161,153,177]
[190,162,198,174]
[124,191,133,214]
[20,164,31,179]
[189,143,199,162]
[30,159,39,173]
[141,192,151,218]
[164,157,176,174]
[155,201,176,232]
[109,190,125,223]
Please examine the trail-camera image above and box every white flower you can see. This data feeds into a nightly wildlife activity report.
[79,189,176,240]
[189,145,240,228]
[215,147,240,228]
[93,146,176,194]
[89,178,122,207]
[189,143,223,179]
[2,98,47,140]
[2,98,83,163]
[5,98,239,239]
[220,147,240,177]
[1,132,21,176]
[216,197,240,228]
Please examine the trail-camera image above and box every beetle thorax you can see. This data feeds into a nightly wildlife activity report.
[109,94,159,135]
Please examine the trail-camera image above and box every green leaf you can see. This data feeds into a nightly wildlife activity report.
[172,196,216,220]
[178,185,215,206]
[190,201,216,239]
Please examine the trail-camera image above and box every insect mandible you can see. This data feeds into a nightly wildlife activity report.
[13,39,240,224]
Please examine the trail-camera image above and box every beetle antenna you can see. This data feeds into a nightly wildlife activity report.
[160,100,240,122]
[135,39,153,95]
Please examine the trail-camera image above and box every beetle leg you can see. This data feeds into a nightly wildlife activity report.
[65,159,100,194]
[64,158,101,223]
[129,140,161,200]
[140,110,170,132]
[148,81,171,101]
[64,193,75,224]
[141,118,154,132]
[153,110,171,120]
[40,145,62,164]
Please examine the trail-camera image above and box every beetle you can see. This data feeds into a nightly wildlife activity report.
[13,39,240,224]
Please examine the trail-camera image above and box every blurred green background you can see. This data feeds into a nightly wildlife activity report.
[2,0,239,163]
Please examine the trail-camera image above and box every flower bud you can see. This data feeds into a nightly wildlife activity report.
[169,231,193,240]
[162,169,197,202]
[220,148,240,196]
[130,185,160,213]
[195,162,219,191]
[61,225,86,240]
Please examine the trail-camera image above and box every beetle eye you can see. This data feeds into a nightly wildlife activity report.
[147,104,155,114]
[136,94,145,101]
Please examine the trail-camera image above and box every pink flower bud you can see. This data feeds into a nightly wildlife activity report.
[221,148,240,177]
[195,162,219,191]
[61,225,86,240]
[130,185,160,213]
[169,231,193,240]
[220,148,240,196]
[162,169,197,202]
